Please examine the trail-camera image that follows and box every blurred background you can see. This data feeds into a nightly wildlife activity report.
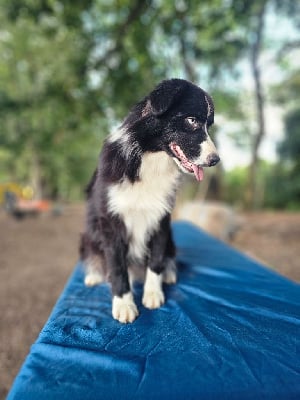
[0,0,299,397]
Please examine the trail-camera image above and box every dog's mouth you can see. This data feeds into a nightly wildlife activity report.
[169,143,204,182]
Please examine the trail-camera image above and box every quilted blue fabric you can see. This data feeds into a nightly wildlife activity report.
[8,222,300,400]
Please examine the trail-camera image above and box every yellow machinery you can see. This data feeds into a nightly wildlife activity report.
[0,183,51,218]
[0,183,34,204]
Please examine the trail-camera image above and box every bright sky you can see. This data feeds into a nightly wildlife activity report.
[217,103,284,170]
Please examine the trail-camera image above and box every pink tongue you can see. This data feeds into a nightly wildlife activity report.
[192,164,204,181]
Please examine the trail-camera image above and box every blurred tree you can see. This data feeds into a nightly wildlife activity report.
[269,13,300,210]
[1,0,251,200]
[0,0,103,199]
[224,165,249,207]
[0,0,299,204]
[87,0,251,117]
[273,108,300,209]
[279,109,300,162]
[246,0,300,208]
[246,0,267,209]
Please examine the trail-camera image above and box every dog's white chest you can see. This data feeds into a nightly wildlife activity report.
[107,152,180,260]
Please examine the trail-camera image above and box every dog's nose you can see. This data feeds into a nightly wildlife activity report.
[207,153,220,167]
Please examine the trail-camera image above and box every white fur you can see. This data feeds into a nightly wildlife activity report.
[108,128,141,163]
[108,151,180,261]
[194,132,217,165]
[107,127,126,143]
[112,292,139,323]
[84,256,104,286]
[163,258,177,284]
[142,268,165,309]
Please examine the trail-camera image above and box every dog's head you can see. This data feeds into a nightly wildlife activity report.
[135,79,220,181]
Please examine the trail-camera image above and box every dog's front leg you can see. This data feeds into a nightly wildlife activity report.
[105,239,139,323]
[142,218,169,310]
[112,292,138,324]
[143,267,165,309]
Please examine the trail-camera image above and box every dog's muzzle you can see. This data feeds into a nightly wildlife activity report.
[206,153,220,167]
[170,140,220,182]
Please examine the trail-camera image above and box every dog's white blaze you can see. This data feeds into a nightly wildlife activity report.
[108,152,180,261]
[194,132,217,165]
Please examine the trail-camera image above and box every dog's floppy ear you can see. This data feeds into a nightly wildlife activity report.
[205,93,214,126]
[149,79,188,116]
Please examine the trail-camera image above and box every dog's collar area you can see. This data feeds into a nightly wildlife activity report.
[169,143,204,182]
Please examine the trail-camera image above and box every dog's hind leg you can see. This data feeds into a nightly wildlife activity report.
[80,233,105,287]
[84,255,105,287]
[163,257,177,285]
[162,225,177,285]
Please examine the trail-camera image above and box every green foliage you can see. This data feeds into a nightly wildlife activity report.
[278,108,300,161]
[269,107,300,210]
[224,159,300,210]
[0,0,299,206]
[271,61,300,209]
[264,164,300,210]
[272,71,300,105]
[223,166,248,207]
[0,0,253,200]
[0,0,103,199]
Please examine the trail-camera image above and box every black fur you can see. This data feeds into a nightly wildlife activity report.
[80,78,219,322]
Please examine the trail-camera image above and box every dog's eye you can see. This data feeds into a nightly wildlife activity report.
[186,117,202,129]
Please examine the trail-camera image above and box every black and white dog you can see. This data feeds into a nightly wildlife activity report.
[80,79,220,323]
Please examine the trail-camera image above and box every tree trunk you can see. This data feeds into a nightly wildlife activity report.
[179,35,198,83]
[246,1,267,209]
[30,148,43,200]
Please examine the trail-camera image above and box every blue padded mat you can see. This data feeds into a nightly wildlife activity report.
[8,222,300,400]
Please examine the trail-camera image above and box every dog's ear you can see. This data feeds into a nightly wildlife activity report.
[149,79,188,116]
[205,93,214,126]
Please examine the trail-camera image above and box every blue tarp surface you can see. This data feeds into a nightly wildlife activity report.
[8,222,300,400]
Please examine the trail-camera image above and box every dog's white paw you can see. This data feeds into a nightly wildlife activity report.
[143,268,164,309]
[112,293,139,323]
[84,271,103,287]
[142,290,165,309]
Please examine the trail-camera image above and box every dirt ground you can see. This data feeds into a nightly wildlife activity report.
[0,205,299,398]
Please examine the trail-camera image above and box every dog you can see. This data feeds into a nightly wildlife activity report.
[80,78,220,323]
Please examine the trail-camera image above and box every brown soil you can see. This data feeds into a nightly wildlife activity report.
[0,205,84,399]
[231,212,300,282]
[0,206,299,398]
